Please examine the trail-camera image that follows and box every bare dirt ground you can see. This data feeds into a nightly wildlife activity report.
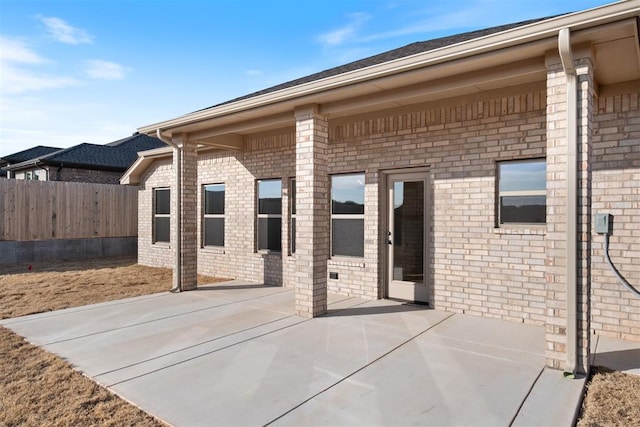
[1,256,638,426]
[0,256,225,426]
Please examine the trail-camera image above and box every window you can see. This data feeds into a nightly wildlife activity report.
[257,179,282,251]
[331,173,365,257]
[290,178,296,254]
[498,159,546,225]
[154,188,170,243]
[203,184,225,247]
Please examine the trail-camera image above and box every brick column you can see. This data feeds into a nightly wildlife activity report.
[173,135,198,291]
[544,51,594,372]
[294,105,329,318]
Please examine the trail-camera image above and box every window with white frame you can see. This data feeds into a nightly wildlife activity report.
[331,173,365,257]
[290,178,296,254]
[497,159,546,225]
[153,188,170,243]
[257,179,282,251]
[203,183,225,247]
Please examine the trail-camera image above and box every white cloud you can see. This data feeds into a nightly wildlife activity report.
[0,65,79,93]
[245,69,263,76]
[85,60,129,80]
[0,36,45,64]
[318,13,370,47]
[0,36,79,94]
[38,16,93,45]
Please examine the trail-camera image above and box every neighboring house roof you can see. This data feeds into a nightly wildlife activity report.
[5,133,165,172]
[0,145,61,164]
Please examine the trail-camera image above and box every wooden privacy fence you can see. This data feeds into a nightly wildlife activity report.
[0,179,138,241]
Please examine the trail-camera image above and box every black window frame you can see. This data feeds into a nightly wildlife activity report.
[153,187,170,243]
[203,183,225,247]
[290,178,296,255]
[256,179,282,252]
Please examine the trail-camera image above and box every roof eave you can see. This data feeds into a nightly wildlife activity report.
[138,1,640,135]
[120,146,173,185]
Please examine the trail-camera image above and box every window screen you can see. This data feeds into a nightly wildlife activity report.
[154,188,170,243]
[203,184,224,247]
[498,159,546,225]
[257,179,282,251]
[331,173,365,257]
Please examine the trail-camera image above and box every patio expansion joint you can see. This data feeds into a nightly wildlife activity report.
[263,312,457,426]
[93,314,297,379]
[102,296,374,387]
[39,288,293,346]
[508,366,545,427]
[105,315,313,388]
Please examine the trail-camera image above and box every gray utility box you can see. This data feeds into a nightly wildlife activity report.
[594,213,612,234]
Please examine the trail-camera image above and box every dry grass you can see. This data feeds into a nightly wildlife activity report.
[0,326,162,426]
[0,257,225,426]
[578,367,640,427]
[0,256,222,319]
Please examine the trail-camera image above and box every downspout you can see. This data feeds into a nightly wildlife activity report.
[156,129,182,293]
[558,28,578,376]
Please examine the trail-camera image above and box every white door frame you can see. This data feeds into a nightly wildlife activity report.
[383,168,430,303]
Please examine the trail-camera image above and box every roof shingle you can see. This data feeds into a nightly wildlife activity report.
[203,15,558,111]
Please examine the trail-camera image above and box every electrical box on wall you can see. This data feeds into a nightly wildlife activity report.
[595,213,612,234]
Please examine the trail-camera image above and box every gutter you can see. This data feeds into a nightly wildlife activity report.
[156,129,182,293]
[558,28,579,377]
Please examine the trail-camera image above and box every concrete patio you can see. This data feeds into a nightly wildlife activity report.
[2,281,594,426]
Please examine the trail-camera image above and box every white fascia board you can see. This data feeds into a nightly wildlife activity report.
[138,1,640,135]
[120,146,173,185]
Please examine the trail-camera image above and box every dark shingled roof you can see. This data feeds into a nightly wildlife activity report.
[5,133,165,172]
[37,133,165,171]
[203,15,558,112]
[1,145,61,163]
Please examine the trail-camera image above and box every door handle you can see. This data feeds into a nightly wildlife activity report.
[388,231,392,245]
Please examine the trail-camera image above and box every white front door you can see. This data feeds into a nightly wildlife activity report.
[386,171,429,303]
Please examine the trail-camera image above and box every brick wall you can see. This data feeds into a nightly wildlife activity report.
[56,167,123,184]
[327,85,548,321]
[197,132,296,285]
[138,159,174,268]
[136,82,639,342]
[591,89,640,342]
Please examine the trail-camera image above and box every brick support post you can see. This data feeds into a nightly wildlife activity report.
[173,135,198,291]
[294,105,329,318]
[544,51,594,372]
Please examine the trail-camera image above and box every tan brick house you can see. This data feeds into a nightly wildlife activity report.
[122,1,640,376]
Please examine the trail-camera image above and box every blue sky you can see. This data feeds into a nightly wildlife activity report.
[0,0,613,157]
